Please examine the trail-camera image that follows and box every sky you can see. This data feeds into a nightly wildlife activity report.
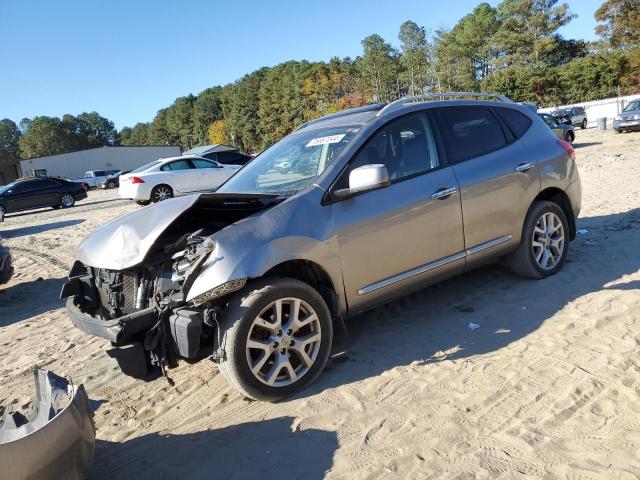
[0,0,604,130]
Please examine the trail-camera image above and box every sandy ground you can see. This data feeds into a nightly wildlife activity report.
[1,129,640,480]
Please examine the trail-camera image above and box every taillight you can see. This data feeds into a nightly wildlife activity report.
[557,139,575,161]
[130,176,145,184]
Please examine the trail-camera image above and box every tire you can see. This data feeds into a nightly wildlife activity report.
[60,193,75,208]
[218,277,333,401]
[0,204,5,223]
[507,201,569,279]
[580,119,587,129]
[107,182,116,189]
[151,184,173,203]
[614,129,622,134]
[136,200,151,206]
[564,131,574,143]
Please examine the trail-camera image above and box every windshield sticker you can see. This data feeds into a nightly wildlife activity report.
[306,134,346,147]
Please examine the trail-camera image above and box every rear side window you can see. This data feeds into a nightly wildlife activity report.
[434,107,508,164]
[191,159,217,169]
[496,108,532,138]
[161,160,191,171]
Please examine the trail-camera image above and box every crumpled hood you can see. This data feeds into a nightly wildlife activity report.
[76,194,201,270]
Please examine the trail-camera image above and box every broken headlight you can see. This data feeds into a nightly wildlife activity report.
[190,278,247,306]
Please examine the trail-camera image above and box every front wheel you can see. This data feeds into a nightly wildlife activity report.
[564,131,574,143]
[580,119,587,129]
[508,201,569,279]
[218,277,333,401]
[60,193,75,208]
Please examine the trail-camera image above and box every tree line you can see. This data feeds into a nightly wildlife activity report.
[1,0,639,162]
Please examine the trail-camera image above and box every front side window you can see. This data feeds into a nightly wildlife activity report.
[434,107,508,164]
[218,125,360,194]
[344,112,439,184]
[161,160,191,171]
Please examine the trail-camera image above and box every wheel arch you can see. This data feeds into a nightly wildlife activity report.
[533,187,576,240]
[263,259,341,320]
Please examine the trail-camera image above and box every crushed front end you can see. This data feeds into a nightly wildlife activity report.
[61,193,281,379]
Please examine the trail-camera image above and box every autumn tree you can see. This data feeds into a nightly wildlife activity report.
[595,0,640,48]
[208,120,229,145]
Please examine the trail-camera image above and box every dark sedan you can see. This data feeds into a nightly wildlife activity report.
[98,170,130,189]
[0,239,12,284]
[0,177,87,222]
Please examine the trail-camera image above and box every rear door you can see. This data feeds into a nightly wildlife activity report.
[433,106,540,265]
[159,159,199,194]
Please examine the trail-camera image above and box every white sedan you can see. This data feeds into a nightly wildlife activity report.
[119,155,242,204]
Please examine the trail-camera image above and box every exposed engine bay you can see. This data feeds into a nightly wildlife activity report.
[62,193,285,379]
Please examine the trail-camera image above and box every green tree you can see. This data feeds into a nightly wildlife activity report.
[165,95,196,149]
[222,69,267,152]
[193,87,223,145]
[18,116,69,158]
[148,108,173,145]
[358,34,400,102]
[494,0,576,65]
[595,0,640,48]
[120,122,151,145]
[0,119,21,162]
[398,21,433,95]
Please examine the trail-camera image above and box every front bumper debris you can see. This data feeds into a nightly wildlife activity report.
[66,298,157,345]
[0,369,95,480]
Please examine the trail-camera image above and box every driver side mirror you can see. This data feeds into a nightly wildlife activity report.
[332,164,390,201]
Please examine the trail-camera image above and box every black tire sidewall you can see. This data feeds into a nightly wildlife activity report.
[220,278,333,401]
[524,202,569,277]
[152,185,173,202]
[62,194,75,208]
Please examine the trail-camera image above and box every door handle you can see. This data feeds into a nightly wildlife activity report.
[515,162,534,173]
[430,186,457,200]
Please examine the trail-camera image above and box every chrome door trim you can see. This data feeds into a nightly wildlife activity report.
[430,187,458,200]
[357,235,512,295]
[465,235,512,256]
[357,251,466,295]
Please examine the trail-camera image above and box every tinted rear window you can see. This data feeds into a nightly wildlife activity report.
[435,107,508,164]
[496,108,532,138]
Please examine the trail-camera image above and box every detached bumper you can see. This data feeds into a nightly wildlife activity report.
[66,298,157,345]
[0,369,95,480]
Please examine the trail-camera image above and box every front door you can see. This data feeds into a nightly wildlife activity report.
[160,159,200,194]
[331,112,465,312]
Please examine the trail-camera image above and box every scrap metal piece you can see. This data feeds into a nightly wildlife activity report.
[0,369,95,480]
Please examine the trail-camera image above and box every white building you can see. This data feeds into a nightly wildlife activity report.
[19,145,181,180]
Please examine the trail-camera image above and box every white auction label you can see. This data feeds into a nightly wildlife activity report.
[305,134,346,147]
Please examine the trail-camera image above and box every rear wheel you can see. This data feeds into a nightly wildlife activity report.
[564,131,574,143]
[218,277,333,401]
[508,201,569,279]
[60,193,75,208]
[151,184,173,203]
[107,181,116,189]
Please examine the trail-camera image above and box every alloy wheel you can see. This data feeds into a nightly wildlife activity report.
[245,297,322,387]
[531,212,565,270]
[61,194,75,208]
[153,186,172,202]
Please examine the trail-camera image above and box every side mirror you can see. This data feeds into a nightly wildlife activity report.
[332,164,390,201]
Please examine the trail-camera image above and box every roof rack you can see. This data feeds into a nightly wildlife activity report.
[377,92,513,117]
[295,103,386,131]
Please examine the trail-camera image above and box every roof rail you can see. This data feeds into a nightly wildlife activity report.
[377,92,513,117]
[295,103,386,131]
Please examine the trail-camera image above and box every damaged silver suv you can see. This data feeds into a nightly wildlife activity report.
[62,93,581,401]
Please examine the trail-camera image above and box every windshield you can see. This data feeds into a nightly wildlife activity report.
[130,160,162,174]
[218,126,360,194]
[0,181,18,194]
[623,100,640,112]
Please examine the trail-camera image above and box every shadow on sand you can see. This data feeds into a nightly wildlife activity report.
[0,219,84,239]
[90,417,337,480]
[0,276,65,326]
